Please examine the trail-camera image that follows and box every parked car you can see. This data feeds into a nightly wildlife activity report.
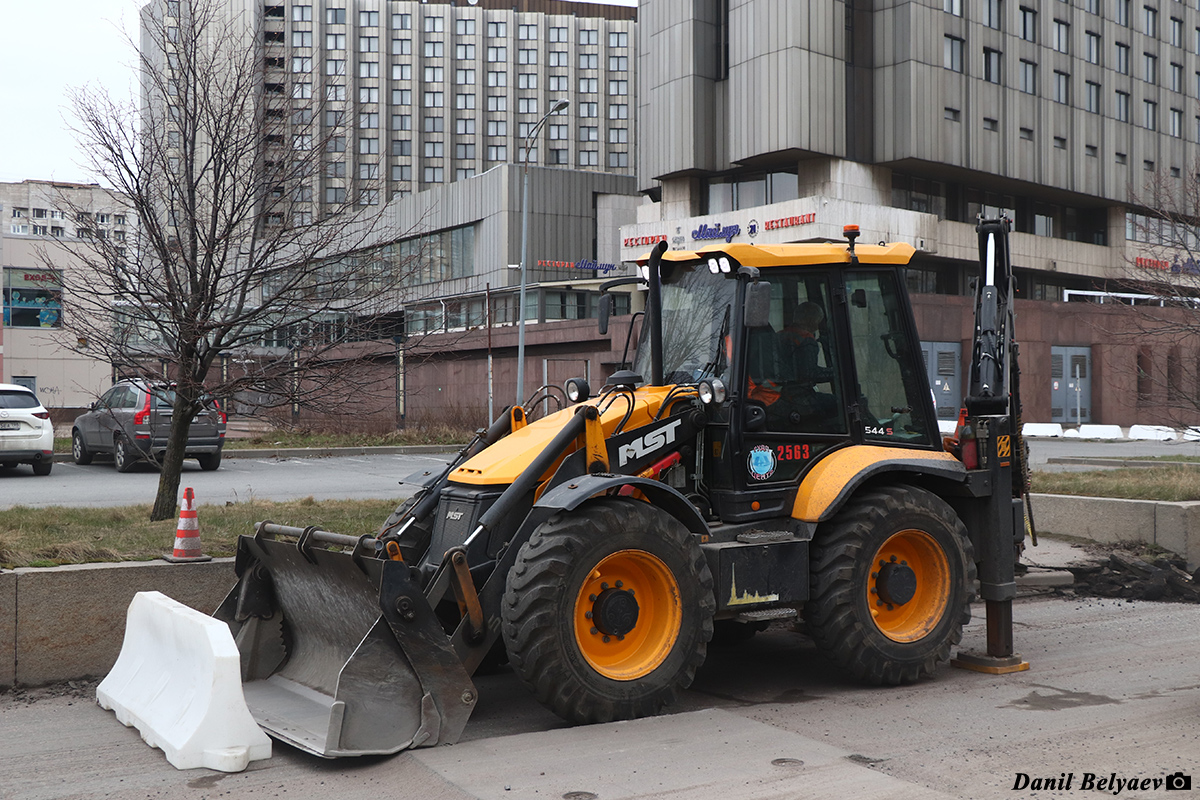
[0,383,55,476]
[72,380,226,472]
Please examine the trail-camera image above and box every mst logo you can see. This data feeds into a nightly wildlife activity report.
[618,419,683,467]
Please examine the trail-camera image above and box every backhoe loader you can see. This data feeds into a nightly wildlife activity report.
[130,219,1032,758]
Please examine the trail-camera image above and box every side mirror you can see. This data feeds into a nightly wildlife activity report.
[744,282,772,328]
[598,293,611,334]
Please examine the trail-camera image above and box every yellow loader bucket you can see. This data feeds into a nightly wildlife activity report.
[212,524,477,757]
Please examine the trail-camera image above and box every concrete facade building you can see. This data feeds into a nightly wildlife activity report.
[0,180,125,410]
[621,0,1200,427]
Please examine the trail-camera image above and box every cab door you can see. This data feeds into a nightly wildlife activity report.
[714,270,854,521]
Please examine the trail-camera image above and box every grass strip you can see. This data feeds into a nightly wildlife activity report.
[0,496,402,570]
[1031,465,1200,502]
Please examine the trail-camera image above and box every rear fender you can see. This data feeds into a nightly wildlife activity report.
[535,474,709,535]
[791,445,967,523]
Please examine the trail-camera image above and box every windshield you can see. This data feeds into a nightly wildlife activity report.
[633,264,737,384]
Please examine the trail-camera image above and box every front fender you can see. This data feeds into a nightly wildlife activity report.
[535,474,709,535]
[792,446,966,522]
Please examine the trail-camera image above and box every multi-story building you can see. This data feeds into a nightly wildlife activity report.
[622,0,1200,427]
[257,0,636,205]
[0,180,125,409]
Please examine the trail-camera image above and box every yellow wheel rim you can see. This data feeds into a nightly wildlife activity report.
[867,529,951,643]
[573,549,682,680]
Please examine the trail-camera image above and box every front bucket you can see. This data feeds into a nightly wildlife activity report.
[215,532,477,757]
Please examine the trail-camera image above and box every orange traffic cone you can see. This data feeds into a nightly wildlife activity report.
[163,487,212,563]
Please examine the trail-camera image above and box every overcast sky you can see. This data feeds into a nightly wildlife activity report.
[0,0,637,186]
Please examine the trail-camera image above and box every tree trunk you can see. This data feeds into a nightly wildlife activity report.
[150,394,197,521]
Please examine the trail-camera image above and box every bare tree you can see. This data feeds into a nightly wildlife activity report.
[1109,165,1200,427]
[58,0,415,520]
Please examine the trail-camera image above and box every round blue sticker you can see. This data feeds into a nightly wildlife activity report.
[747,445,777,481]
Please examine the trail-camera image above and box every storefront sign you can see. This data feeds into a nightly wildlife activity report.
[622,234,667,248]
[692,222,741,243]
[538,258,620,274]
[764,212,816,231]
[1135,255,1200,274]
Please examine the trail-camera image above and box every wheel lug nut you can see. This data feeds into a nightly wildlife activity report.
[585,611,593,619]
[615,581,623,588]
[900,560,907,566]
[886,604,894,611]
[590,627,599,635]
[871,572,878,579]
[890,555,898,562]
[603,635,611,643]
[870,588,877,595]
[601,582,609,590]
[617,634,625,641]
[589,594,597,602]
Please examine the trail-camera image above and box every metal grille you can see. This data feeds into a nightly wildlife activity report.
[1051,354,1064,378]
[937,351,957,375]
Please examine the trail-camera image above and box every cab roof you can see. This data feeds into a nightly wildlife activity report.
[633,241,916,268]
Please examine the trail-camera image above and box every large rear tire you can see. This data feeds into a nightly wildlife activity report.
[502,497,714,724]
[804,485,975,686]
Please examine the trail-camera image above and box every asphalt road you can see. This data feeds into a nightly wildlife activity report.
[0,452,451,509]
[4,435,1198,510]
[2,594,1198,799]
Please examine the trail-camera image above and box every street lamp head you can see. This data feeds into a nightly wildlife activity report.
[550,99,570,114]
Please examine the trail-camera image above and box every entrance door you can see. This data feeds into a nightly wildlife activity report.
[920,342,962,420]
[1050,346,1092,424]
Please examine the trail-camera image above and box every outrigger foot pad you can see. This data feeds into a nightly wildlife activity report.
[951,652,1030,674]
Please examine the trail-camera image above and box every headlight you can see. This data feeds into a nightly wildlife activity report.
[565,377,591,403]
[697,378,726,405]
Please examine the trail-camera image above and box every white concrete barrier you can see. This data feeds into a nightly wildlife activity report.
[1128,425,1178,441]
[1077,424,1125,439]
[96,592,271,772]
[1022,423,1064,438]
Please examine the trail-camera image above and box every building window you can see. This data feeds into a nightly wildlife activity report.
[609,104,629,120]
[392,139,412,156]
[1144,99,1157,130]
[3,269,63,328]
[578,150,598,166]
[1143,5,1156,37]
[549,51,569,67]
[358,61,378,78]
[549,75,569,92]
[944,36,964,72]
[1053,20,1069,53]
[456,93,475,109]
[609,127,628,143]
[393,13,411,30]
[1085,81,1101,113]
[392,63,411,81]
[579,77,598,93]
[456,18,475,35]
[1020,7,1037,41]
[1053,136,1067,150]
[395,38,412,55]
[1054,70,1070,104]
[608,79,628,95]
[487,120,507,136]
[1019,60,1037,94]
[518,73,537,89]
[424,66,444,83]
[1085,32,1100,64]
[455,143,475,159]
[550,26,568,42]
[519,23,537,40]
[424,116,444,133]
[579,102,598,118]
[292,31,312,48]
[982,0,1000,29]
[359,36,378,53]
[579,126,598,142]
[457,68,476,85]
[326,59,345,76]
[983,117,999,131]
[292,56,311,73]
[1171,17,1183,47]
[1019,126,1034,140]
[488,71,507,87]
[1170,63,1182,92]
[519,48,537,65]
[359,137,379,154]
[292,4,311,21]
[359,112,378,128]
[359,163,380,180]
[487,95,507,112]
[424,142,444,158]
[944,107,961,121]
[518,97,538,114]
[1085,144,1098,157]
[1115,43,1129,74]
[392,164,412,181]
[487,21,506,37]
[425,42,444,58]
[360,86,378,103]
[359,10,378,27]
[1116,91,1130,121]
[609,55,629,72]
[456,43,475,60]
[293,82,312,98]
[424,92,444,108]
[1144,53,1157,85]
[425,15,444,33]
[579,29,598,45]
[580,53,598,69]
[608,152,629,168]
[944,0,962,15]
[1171,107,1183,137]
[424,167,444,182]
[984,48,1002,84]
[1115,151,1127,165]
[393,88,412,105]
[487,145,507,160]
[324,186,346,204]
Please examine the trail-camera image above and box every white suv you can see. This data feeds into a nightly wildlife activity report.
[0,383,54,476]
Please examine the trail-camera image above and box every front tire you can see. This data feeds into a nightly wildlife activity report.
[502,497,714,724]
[72,431,93,465]
[804,485,975,686]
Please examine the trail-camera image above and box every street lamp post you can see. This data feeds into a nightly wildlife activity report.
[516,98,570,406]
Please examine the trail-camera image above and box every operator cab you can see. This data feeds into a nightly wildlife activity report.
[631,239,939,523]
